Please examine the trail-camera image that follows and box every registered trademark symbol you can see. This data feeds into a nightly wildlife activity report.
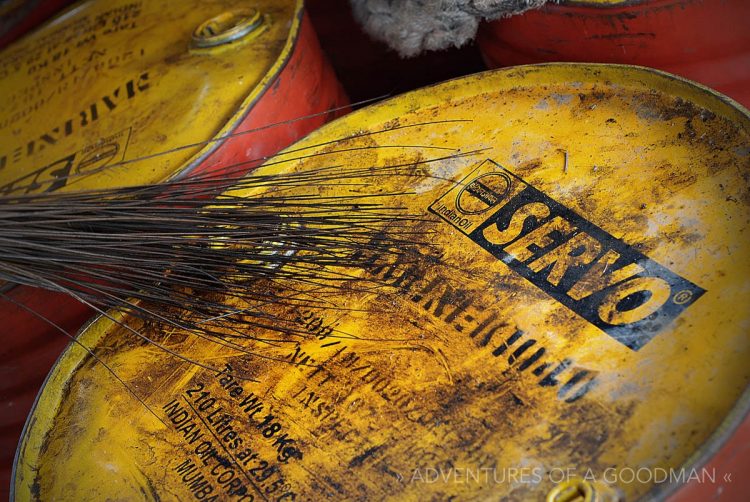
[673,290,693,305]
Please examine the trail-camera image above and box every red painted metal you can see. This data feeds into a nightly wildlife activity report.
[666,408,750,501]
[190,11,349,178]
[477,0,750,108]
[0,9,347,497]
[0,0,74,49]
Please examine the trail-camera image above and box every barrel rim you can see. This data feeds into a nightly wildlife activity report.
[295,62,750,142]
[11,309,117,500]
[649,386,750,500]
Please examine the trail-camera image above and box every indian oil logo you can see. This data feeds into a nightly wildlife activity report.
[429,160,705,351]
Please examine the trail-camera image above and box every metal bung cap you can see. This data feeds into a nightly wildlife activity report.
[14,64,750,501]
[547,478,622,501]
[191,9,266,48]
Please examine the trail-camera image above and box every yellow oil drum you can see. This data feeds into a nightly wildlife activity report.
[14,64,750,501]
[0,0,347,192]
[0,0,346,494]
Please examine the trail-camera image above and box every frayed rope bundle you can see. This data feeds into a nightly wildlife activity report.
[350,0,547,57]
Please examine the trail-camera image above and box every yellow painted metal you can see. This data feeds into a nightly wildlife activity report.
[15,64,750,501]
[0,0,300,194]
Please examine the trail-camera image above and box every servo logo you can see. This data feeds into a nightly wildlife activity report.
[429,160,705,351]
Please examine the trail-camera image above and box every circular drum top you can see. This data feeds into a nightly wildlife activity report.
[15,64,750,501]
[0,0,299,194]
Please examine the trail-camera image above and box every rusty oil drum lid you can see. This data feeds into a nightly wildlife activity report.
[14,64,750,501]
[0,0,315,193]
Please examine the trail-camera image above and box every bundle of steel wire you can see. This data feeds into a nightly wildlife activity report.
[0,163,427,341]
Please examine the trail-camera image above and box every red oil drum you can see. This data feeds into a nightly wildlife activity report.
[0,0,347,495]
[477,0,750,108]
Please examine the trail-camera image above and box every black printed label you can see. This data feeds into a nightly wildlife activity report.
[429,160,705,351]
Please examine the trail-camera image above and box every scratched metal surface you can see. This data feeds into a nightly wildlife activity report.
[14,64,750,501]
